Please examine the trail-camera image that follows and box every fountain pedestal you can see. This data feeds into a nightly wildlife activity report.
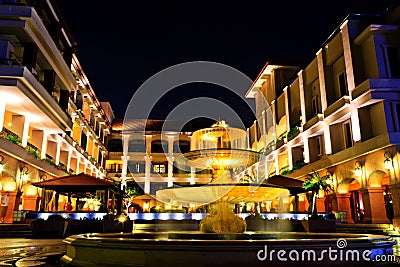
[200,202,246,233]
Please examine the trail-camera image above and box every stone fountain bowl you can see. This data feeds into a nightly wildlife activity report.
[61,231,396,267]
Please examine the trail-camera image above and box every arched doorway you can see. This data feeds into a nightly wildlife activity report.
[368,170,393,222]
[337,178,363,223]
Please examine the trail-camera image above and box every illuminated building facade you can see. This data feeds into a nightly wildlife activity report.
[246,6,400,225]
[0,0,112,222]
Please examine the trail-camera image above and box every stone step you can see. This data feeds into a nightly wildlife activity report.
[0,224,32,237]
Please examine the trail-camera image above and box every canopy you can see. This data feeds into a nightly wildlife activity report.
[264,175,306,195]
[31,173,117,195]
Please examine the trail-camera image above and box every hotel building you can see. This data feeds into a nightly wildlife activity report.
[245,5,400,225]
[0,0,112,222]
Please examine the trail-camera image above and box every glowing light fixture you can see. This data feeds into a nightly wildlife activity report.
[384,151,394,170]
[20,166,29,182]
[354,161,362,177]
[0,155,4,173]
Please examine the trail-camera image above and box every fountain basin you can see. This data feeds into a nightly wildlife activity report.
[61,231,396,267]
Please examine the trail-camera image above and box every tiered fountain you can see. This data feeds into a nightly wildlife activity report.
[62,121,396,267]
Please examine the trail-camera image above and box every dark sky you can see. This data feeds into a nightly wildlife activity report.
[56,1,393,127]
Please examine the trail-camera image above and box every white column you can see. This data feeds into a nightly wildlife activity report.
[323,120,332,155]
[55,136,61,165]
[91,139,96,158]
[86,132,91,152]
[261,111,267,147]
[121,134,129,179]
[271,100,277,143]
[40,131,49,159]
[67,147,72,171]
[316,49,328,112]
[144,155,151,194]
[303,133,310,164]
[190,167,196,185]
[83,161,88,174]
[274,150,279,175]
[287,143,293,170]
[167,136,174,187]
[298,71,307,126]
[21,116,30,147]
[76,157,80,174]
[284,87,290,133]
[340,21,355,94]
[246,128,250,149]
[350,105,361,142]
[0,95,5,131]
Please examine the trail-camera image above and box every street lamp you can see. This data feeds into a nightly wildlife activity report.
[20,166,29,182]
[354,161,363,177]
[384,151,394,170]
[0,155,4,173]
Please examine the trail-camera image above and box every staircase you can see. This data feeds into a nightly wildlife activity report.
[0,223,32,238]
[336,223,392,235]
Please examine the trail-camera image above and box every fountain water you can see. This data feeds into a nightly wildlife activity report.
[61,121,396,266]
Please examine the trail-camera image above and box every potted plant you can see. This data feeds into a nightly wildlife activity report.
[301,169,336,232]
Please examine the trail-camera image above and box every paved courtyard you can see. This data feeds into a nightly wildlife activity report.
[0,238,66,266]
[1,236,400,266]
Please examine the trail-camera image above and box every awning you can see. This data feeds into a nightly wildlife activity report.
[31,173,117,195]
[264,175,306,195]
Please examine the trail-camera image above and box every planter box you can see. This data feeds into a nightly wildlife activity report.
[302,219,336,233]
[103,220,134,233]
[30,219,68,238]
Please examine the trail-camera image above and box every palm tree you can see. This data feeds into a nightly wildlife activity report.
[302,169,334,219]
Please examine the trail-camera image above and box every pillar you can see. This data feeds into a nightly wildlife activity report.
[2,191,18,223]
[389,183,400,227]
[190,167,196,185]
[298,70,306,126]
[167,136,174,187]
[22,195,38,211]
[332,193,354,224]
[55,136,61,165]
[360,188,390,224]
[144,155,151,194]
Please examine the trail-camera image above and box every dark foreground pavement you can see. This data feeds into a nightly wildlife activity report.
[0,238,66,266]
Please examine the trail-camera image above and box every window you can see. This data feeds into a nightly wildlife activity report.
[387,47,400,78]
[127,162,144,173]
[311,96,319,116]
[343,121,353,149]
[315,136,322,156]
[151,140,168,153]
[397,103,400,131]
[173,140,190,154]
[338,72,348,96]
[128,140,146,152]
[153,164,166,174]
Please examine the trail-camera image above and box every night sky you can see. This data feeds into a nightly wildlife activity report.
[56,1,393,127]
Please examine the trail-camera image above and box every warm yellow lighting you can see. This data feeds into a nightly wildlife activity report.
[0,163,3,174]
[395,226,399,233]
[143,201,150,212]
[384,152,393,170]
[384,159,392,170]
[21,173,28,182]
[3,181,16,192]
[117,214,127,223]
[354,161,362,177]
